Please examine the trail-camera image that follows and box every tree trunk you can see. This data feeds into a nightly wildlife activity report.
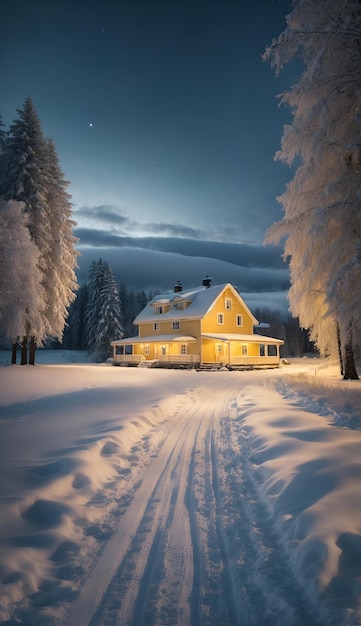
[21,335,28,365]
[336,324,344,376]
[29,336,36,365]
[343,341,359,380]
[11,341,18,365]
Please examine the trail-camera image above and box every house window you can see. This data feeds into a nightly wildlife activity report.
[241,343,248,355]
[216,343,223,354]
[260,344,265,356]
[236,314,243,327]
[161,345,167,355]
[217,313,224,324]
[153,322,159,331]
[144,345,150,355]
[225,297,232,310]
[180,344,187,355]
[172,321,180,330]
[155,306,163,315]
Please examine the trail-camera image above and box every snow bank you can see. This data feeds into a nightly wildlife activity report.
[236,369,361,624]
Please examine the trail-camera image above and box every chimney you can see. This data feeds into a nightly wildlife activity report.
[174,281,182,293]
[202,275,211,288]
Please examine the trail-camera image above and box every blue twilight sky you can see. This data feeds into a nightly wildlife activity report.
[0,0,298,310]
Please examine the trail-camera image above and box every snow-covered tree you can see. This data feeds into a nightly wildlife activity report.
[264,0,361,379]
[85,259,123,359]
[42,138,78,339]
[0,199,45,360]
[0,98,78,351]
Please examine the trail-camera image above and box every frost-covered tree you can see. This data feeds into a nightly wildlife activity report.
[85,259,123,359]
[0,98,78,353]
[264,0,361,379]
[42,138,78,339]
[0,199,45,362]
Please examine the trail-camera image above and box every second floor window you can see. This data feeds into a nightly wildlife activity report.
[225,297,232,310]
[172,321,180,330]
[153,322,159,331]
[236,314,243,327]
[217,313,224,324]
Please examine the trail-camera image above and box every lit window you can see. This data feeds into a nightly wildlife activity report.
[225,297,232,310]
[241,344,248,355]
[172,321,180,330]
[181,344,187,354]
[144,345,150,355]
[217,343,223,354]
[236,314,243,327]
[217,313,224,324]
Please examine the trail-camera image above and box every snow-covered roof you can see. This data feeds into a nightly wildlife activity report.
[134,283,258,324]
[111,335,197,345]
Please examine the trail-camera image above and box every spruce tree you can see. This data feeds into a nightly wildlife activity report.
[85,259,123,359]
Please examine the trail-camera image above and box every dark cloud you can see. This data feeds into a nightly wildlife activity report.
[75,228,286,269]
[74,205,133,227]
[74,208,204,239]
[142,222,203,239]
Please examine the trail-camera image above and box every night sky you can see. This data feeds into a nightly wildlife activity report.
[1,0,297,311]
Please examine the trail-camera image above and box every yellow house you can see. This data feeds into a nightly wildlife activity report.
[111,278,284,369]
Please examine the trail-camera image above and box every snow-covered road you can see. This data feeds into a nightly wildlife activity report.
[1,358,361,625]
[67,379,321,626]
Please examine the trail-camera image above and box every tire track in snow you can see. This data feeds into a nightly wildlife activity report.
[217,388,325,626]
[67,376,325,626]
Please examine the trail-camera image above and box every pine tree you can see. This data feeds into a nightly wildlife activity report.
[85,259,123,359]
[85,259,106,353]
[264,0,361,379]
[95,264,123,358]
[0,98,78,355]
[62,284,89,350]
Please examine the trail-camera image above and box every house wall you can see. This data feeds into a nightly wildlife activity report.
[137,318,201,339]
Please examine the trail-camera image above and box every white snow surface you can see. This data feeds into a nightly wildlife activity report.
[0,351,361,625]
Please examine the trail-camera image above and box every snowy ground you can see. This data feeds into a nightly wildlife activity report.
[0,351,361,625]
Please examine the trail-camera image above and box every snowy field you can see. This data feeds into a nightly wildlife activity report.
[0,351,361,625]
